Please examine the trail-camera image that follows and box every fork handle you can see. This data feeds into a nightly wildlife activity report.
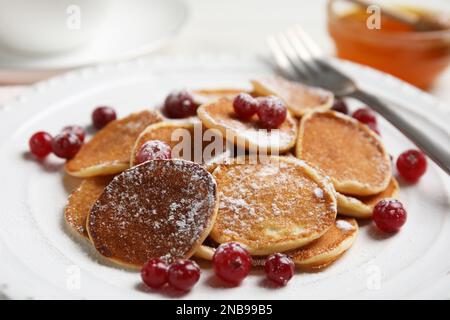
[350,89,450,175]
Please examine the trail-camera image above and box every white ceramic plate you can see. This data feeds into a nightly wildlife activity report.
[0,0,187,84]
[0,54,449,299]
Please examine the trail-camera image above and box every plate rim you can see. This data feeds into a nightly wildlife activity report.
[0,53,449,300]
[2,53,449,116]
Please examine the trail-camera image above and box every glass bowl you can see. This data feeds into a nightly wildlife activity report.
[327,0,450,89]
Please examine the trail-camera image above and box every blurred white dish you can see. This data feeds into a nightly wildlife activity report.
[0,0,111,54]
[0,54,449,299]
[0,0,187,83]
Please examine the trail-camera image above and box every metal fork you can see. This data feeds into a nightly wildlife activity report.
[268,26,450,175]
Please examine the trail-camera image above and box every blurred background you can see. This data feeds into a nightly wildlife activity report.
[0,0,449,103]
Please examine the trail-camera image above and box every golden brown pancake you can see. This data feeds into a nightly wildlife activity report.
[337,178,399,218]
[130,121,227,166]
[197,98,298,153]
[203,150,234,173]
[87,159,219,269]
[251,77,334,117]
[66,110,162,178]
[210,156,337,255]
[192,88,245,105]
[65,175,114,238]
[287,217,358,270]
[194,237,220,261]
[296,111,391,196]
[196,218,358,271]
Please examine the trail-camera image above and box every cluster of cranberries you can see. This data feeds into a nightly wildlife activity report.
[141,243,295,292]
[141,258,201,291]
[371,149,426,233]
[233,93,287,129]
[29,127,84,160]
[162,90,287,130]
[28,106,116,160]
[371,149,427,232]
[212,243,293,286]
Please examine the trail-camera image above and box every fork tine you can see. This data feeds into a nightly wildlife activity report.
[268,34,312,82]
[285,27,321,74]
[276,33,313,81]
[293,25,323,58]
[267,36,297,80]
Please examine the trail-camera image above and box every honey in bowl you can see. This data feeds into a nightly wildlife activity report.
[327,0,450,89]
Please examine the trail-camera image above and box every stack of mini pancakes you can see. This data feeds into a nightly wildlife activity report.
[65,76,396,270]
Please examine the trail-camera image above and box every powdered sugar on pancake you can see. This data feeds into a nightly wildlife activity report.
[197,98,298,152]
[314,187,324,199]
[336,219,355,231]
[211,157,337,253]
[88,159,218,267]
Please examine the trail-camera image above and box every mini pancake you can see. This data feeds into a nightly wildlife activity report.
[251,77,334,117]
[194,237,219,261]
[204,149,233,173]
[66,110,162,178]
[296,111,391,196]
[210,156,337,255]
[286,217,358,270]
[87,159,219,269]
[192,88,245,105]
[197,98,298,153]
[196,218,358,271]
[337,178,400,218]
[130,121,226,166]
[65,175,114,238]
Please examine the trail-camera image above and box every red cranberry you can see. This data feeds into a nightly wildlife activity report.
[212,242,251,285]
[92,106,117,129]
[256,96,287,129]
[29,131,53,158]
[135,140,172,165]
[233,93,258,120]
[62,125,86,142]
[367,121,380,135]
[163,89,198,119]
[51,132,82,159]
[373,199,407,233]
[331,99,348,114]
[264,253,295,286]
[141,258,169,289]
[168,259,201,291]
[396,149,427,183]
[352,108,377,125]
